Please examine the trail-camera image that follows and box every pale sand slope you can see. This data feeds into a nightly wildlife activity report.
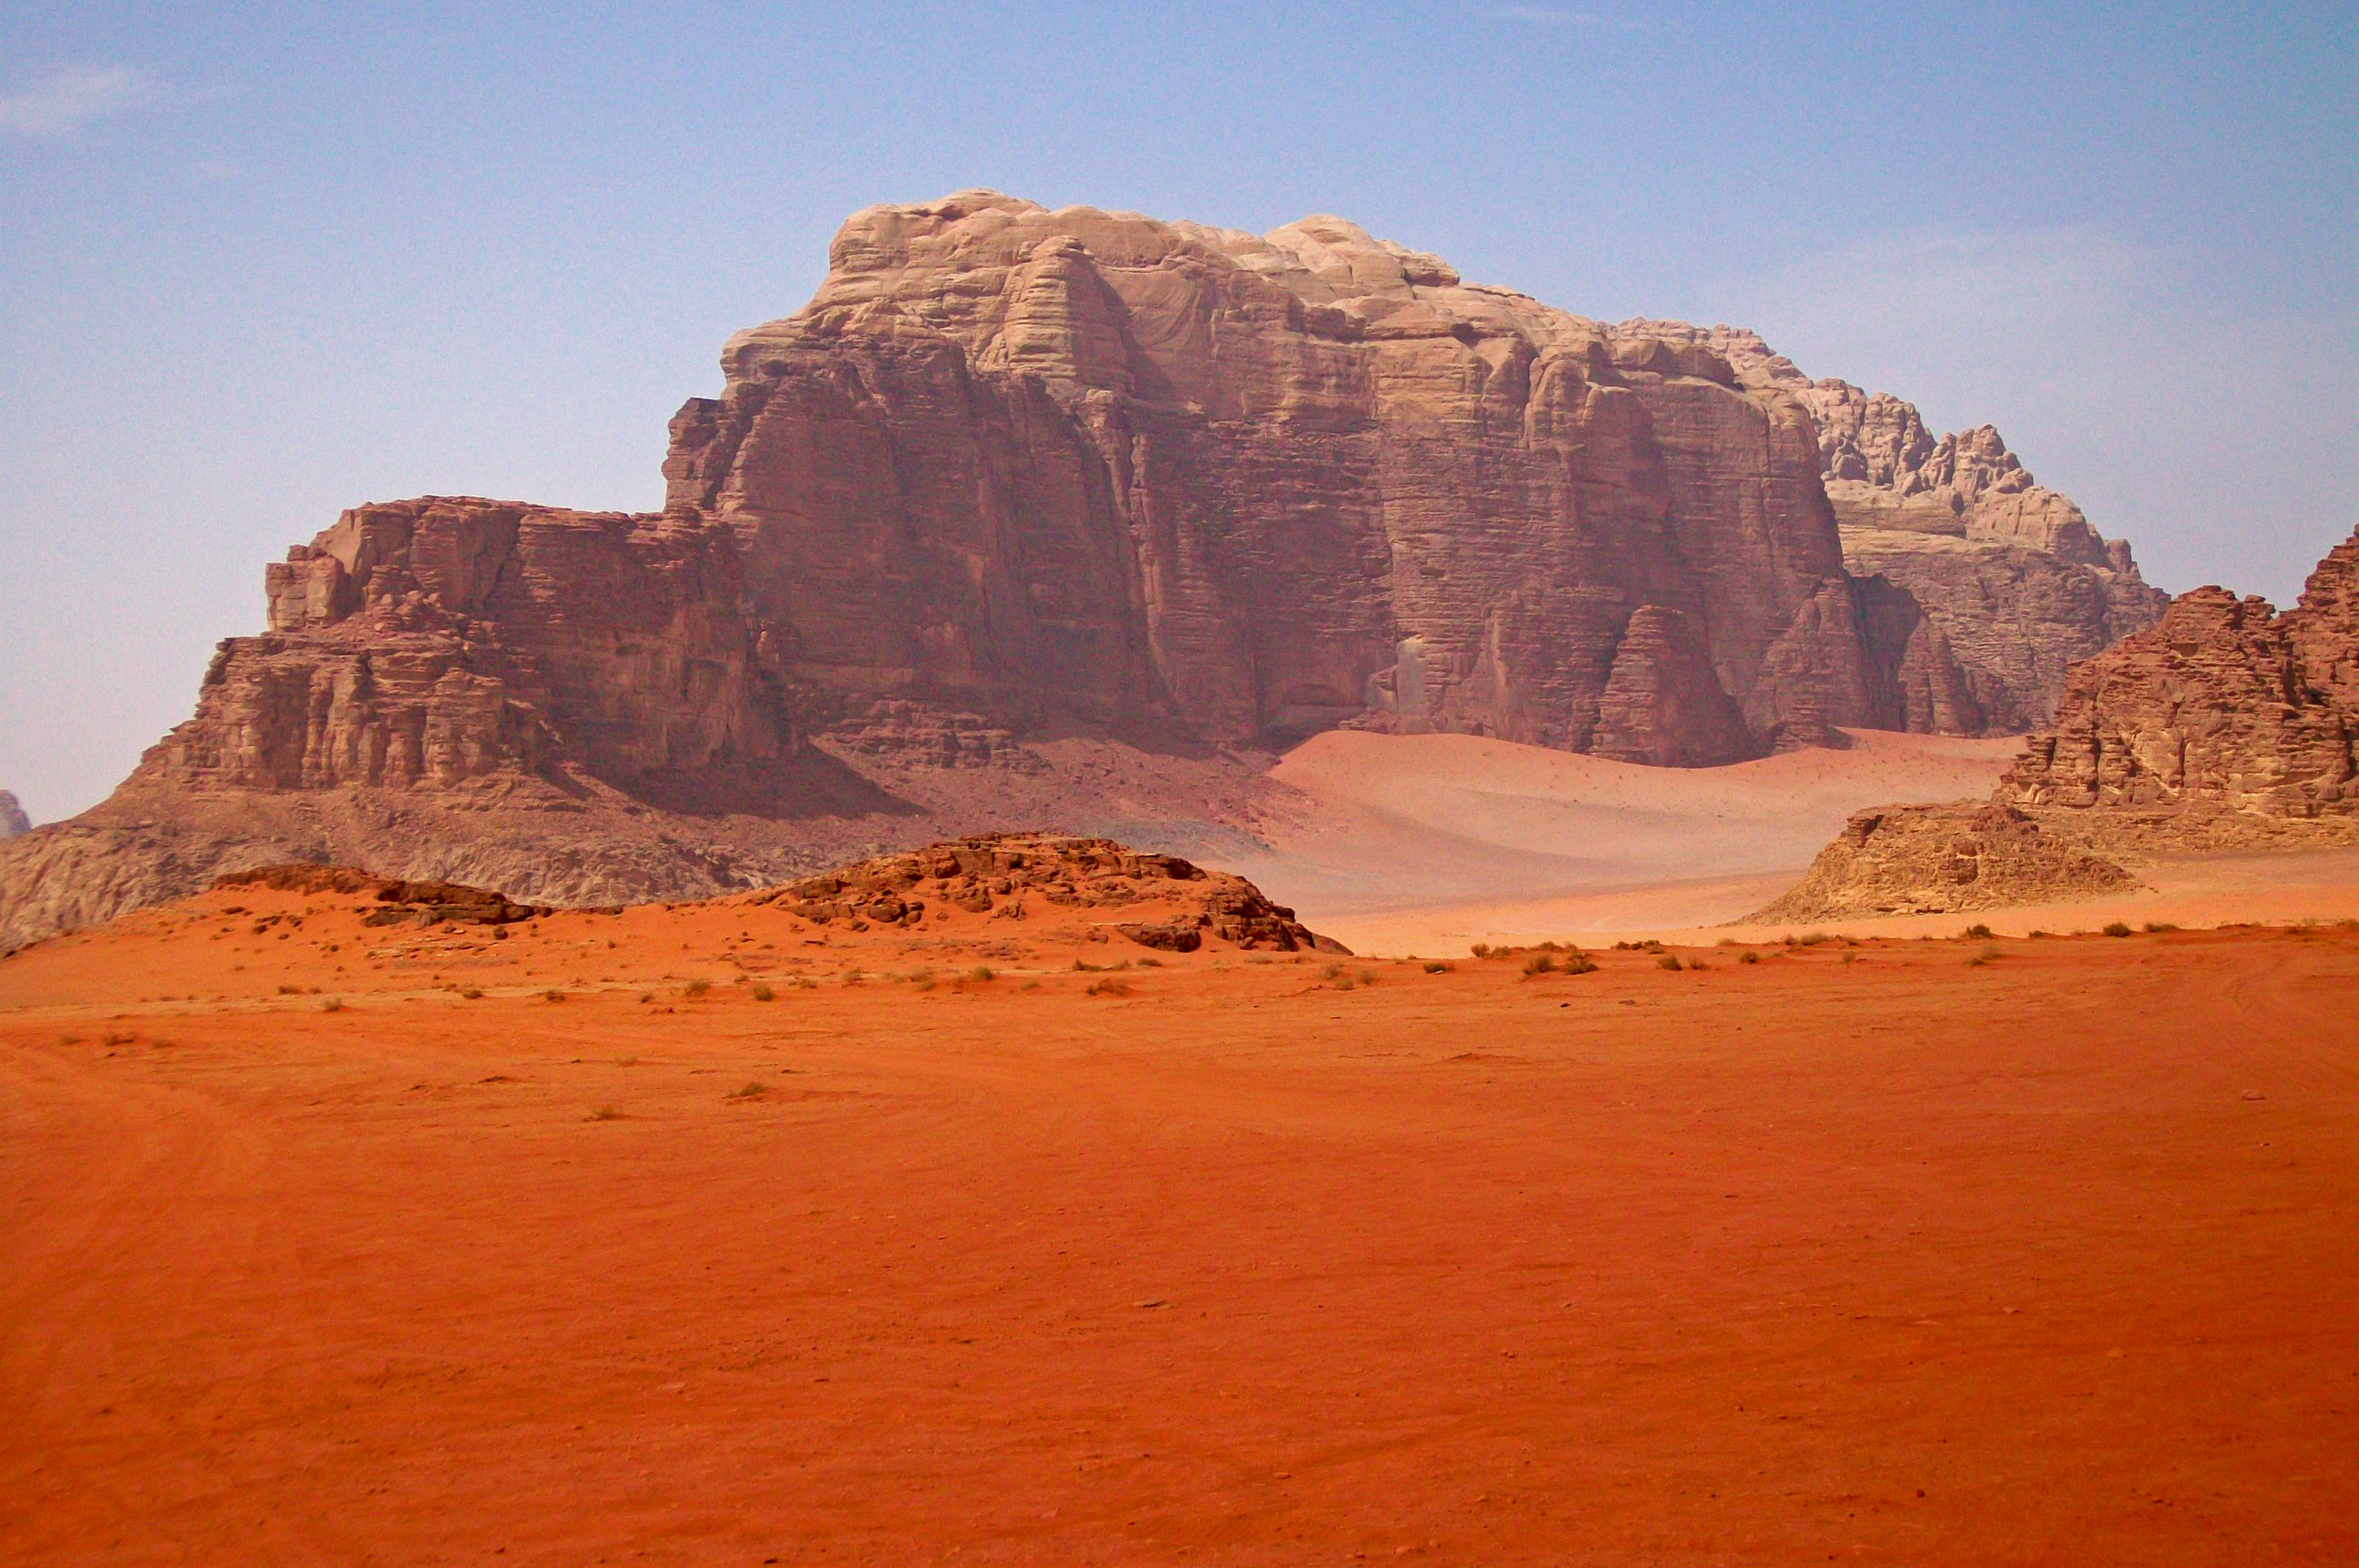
[1223,729,2359,954]
[1221,729,2021,953]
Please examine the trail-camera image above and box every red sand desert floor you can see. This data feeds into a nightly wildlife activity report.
[3,886,2356,1564]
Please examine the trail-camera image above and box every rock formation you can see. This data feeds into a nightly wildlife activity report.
[2002,526,2359,835]
[1750,803,2136,923]
[1626,324,2168,729]
[1756,523,2359,920]
[747,832,1339,953]
[0,792,27,838]
[1,191,2167,948]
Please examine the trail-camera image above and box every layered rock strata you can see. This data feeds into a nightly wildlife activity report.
[1627,324,2168,729]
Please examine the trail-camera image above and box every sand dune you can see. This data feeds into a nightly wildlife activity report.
[1226,729,2024,952]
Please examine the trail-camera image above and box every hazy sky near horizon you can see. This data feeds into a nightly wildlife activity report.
[3,3,2354,821]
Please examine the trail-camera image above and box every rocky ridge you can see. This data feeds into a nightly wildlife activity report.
[1757,525,2359,920]
[3,192,2165,946]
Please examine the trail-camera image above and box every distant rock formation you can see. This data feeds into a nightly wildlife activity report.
[2003,527,2359,834]
[2,191,2166,948]
[1626,324,2168,729]
[1756,523,2359,920]
[0,792,28,838]
[1749,803,2136,923]
[747,832,1341,953]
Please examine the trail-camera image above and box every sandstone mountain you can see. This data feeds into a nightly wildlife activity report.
[0,191,2162,948]
[1759,524,2359,920]
[0,792,29,838]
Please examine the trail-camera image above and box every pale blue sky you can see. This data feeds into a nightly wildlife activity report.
[3,3,2354,820]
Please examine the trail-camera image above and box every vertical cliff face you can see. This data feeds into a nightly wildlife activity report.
[1629,324,2170,731]
[144,498,789,795]
[663,192,1935,765]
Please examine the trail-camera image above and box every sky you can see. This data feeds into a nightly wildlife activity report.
[2,2,2354,822]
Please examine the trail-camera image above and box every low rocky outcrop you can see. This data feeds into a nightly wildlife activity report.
[214,863,549,926]
[0,793,27,838]
[744,832,1339,952]
[1749,803,2136,922]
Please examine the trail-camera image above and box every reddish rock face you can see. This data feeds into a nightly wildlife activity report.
[2003,527,2359,825]
[661,192,1969,763]
[147,498,788,794]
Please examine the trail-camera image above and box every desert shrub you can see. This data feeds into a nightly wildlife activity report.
[1424,960,1453,974]
[750,983,776,1002]
[1136,957,1163,968]
[1469,942,1492,958]
[543,988,566,1002]
[965,966,996,982]
[1655,954,1682,971]
[726,1081,766,1101]
[2144,922,2179,933]
[1562,952,1598,975]
[586,1104,621,1121]
[2027,929,2050,939]
[461,986,484,1000]
[910,971,936,991]
[1964,923,1993,940]
[321,996,343,1013]
[277,983,301,995]
[1795,932,1830,947]
[1085,978,1133,998]
[683,977,712,996]
[1839,951,1858,966]
[1522,953,1557,976]
[1737,950,1760,965]
[2103,922,2134,938]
